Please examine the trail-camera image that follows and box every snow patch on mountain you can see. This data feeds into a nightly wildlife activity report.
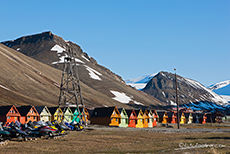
[221,95,230,102]
[0,84,10,91]
[85,65,102,81]
[24,73,38,83]
[110,90,144,105]
[125,74,157,90]
[209,80,230,91]
[51,44,65,54]
[82,55,89,62]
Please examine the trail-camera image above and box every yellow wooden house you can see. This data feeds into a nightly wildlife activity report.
[135,110,144,128]
[162,112,168,124]
[180,112,186,124]
[48,107,63,122]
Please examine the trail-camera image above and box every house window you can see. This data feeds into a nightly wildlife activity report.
[113,111,116,115]
[28,116,30,119]
[7,116,10,119]
[116,118,118,122]
[34,117,36,120]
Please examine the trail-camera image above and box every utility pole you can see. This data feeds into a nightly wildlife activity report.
[174,68,180,129]
[58,45,87,126]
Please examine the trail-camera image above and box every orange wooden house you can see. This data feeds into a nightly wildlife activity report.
[126,109,137,128]
[90,107,121,126]
[143,110,149,128]
[17,106,39,124]
[0,105,21,123]
[79,107,90,124]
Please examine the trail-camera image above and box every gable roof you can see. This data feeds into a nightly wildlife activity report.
[91,107,117,118]
[167,111,174,118]
[157,111,166,118]
[17,105,37,116]
[70,107,80,114]
[0,106,14,116]
[126,109,136,117]
[184,113,191,118]
[35,106,45,114]
[48,107,59,115]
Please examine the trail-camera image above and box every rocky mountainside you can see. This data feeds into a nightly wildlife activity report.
[0,32,164,108]
[142,71,228,106]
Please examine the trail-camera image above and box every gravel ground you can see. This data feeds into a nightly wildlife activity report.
[88,124,230,133]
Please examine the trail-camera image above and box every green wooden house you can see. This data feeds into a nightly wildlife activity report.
[70,107,81,123]
[61,107,73,123]
[118,108,128,127]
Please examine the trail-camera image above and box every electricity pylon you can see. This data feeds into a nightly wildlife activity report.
[57,45,86,126]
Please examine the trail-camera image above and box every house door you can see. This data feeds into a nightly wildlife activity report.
[42,116,49,122]
[123,119,125,123]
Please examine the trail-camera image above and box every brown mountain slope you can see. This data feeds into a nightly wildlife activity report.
[0,33,164,108]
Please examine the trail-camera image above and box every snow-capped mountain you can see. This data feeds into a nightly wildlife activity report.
[208,80,230,102]
[126,72,228,106]
[0,31,164,108]
[125,74,157,90]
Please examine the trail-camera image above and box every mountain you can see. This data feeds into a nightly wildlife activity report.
[125,74,157,90]
[141,71,228,106]
[0,32,164,108]
[208,80,230,102]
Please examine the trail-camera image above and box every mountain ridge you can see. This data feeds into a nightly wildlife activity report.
[0,32,164,108]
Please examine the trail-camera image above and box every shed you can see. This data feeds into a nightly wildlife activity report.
[35,106,51,122]
[17,106,39,124]
[0,105,21,123]
[135,110,144,128]
[118,108,128,127]
[90,107,121,126]
[48,107,63,122]
[126,109,137,128]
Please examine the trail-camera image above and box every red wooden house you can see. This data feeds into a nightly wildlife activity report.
[17,106,39,124]
[126,109,137,128]
[0,105,21,123]
[152,110,158,127]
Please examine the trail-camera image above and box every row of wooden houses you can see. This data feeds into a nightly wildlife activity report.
[0,105,89,124]
[0,105,223,127]
[90,107,212,128]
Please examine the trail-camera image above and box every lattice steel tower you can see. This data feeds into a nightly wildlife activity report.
[58,45,86,126]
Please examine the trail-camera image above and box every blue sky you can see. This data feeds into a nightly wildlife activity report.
[0,0,229,86]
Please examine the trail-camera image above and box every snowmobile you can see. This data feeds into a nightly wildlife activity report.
[22,121,57,138]
[70,121,84,131]
[0,123,10,145]
[5,122,29,141]
[64,122,74,130]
